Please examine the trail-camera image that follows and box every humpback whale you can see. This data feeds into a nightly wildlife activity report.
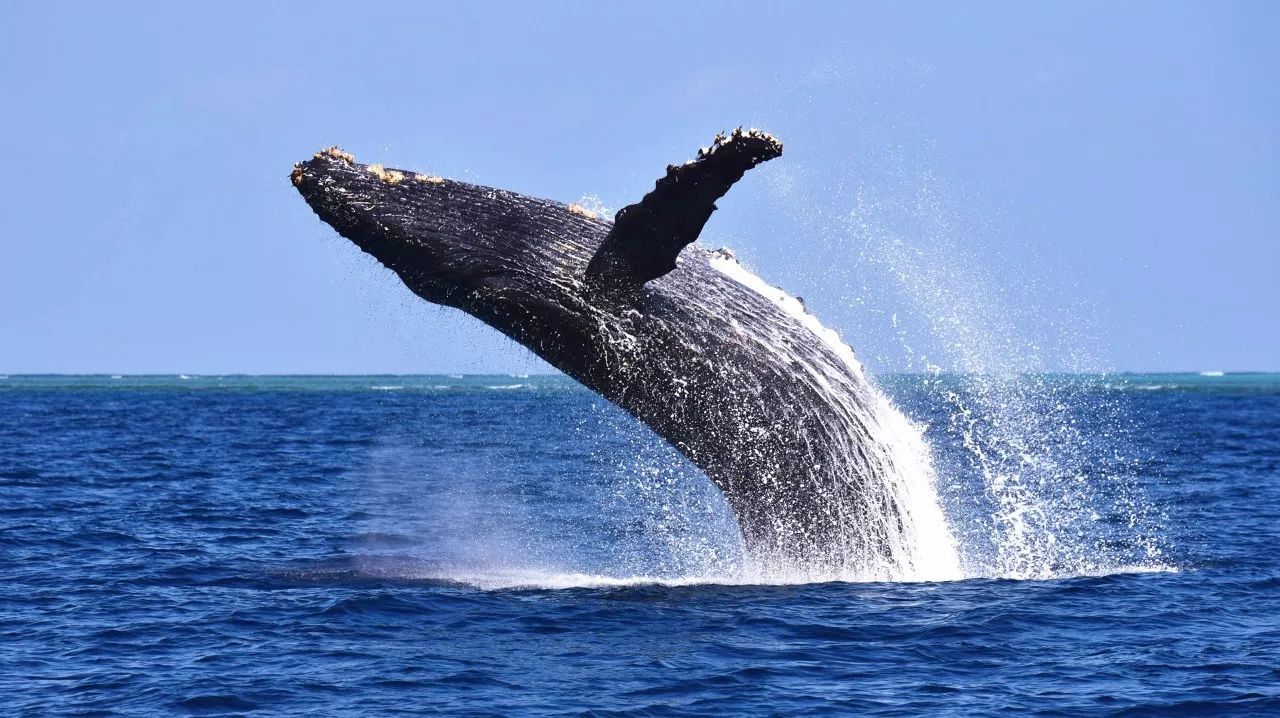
[292,130,954,577]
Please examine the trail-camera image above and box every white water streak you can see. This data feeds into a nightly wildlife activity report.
[710,252,962,582]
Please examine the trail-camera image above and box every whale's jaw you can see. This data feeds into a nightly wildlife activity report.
[292,147,606,315]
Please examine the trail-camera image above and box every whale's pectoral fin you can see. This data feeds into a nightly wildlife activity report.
[585,128,782,287]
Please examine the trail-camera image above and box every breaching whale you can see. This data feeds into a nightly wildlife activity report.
[292,130,953,576]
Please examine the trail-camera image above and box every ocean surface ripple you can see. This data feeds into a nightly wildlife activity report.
[1,373,1277,715]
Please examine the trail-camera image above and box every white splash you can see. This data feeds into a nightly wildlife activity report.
[835,170,1169,580]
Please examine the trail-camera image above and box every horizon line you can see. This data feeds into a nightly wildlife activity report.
[3,371,1277,378]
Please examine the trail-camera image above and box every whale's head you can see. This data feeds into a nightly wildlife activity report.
[291,132,780,378]
[291,147,610,326]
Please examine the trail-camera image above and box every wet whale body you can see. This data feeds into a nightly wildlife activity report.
[292,130,950,576]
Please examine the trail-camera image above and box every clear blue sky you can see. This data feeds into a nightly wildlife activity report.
[2,2,1276,374]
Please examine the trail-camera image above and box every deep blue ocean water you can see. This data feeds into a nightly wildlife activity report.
[2,373,1277,716]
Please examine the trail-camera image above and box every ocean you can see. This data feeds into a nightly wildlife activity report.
[2,373,1277,715]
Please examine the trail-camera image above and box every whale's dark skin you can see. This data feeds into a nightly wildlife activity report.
[292,132,909,569]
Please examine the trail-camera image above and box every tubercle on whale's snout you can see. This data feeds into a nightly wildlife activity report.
[316,145,355,165]
[290,146,355,189]
[290,147,455,255]
[290,148,452,290]
[291,146,448,193]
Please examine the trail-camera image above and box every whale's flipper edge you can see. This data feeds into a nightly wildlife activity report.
[585,128,782,287]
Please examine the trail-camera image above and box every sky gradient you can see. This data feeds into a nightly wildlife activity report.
[2,1,1276,374]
